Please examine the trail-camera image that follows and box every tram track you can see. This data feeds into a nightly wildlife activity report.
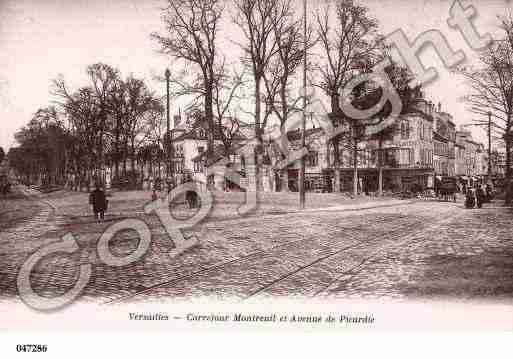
[242,207,465,300]
[104,204,454,304]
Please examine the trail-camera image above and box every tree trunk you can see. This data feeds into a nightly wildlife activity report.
[282,169,289,192]
[353,138,358,197]
[330,93,342,193]
[131,140,136,180]
[378,138,383,196]
[205,79,215,190]
[254,76,262,192]
[280,129,290,192]
[205,81,215,157]
[505,136,512,205]
[123,144,128,177]
[114,118,121,180]
[333,141,341,192]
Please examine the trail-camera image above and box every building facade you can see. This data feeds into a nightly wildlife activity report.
[168,102,487,194]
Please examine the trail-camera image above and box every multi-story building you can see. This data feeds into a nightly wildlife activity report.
[166,114,249,191]
[169,103,487,194]
[454,127,488,186]
[273,97,437,193]
[433,104,456,178]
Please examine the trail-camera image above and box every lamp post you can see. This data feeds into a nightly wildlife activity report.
[299,0,307,209]
[165,68,171,182]
[487,111,492,182]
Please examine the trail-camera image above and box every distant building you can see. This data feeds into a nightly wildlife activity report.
[169,113,248,191]
[455,126,488,185]
[164,102,487,194]
[432,104,456,178]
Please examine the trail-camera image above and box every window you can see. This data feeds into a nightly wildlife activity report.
[197,129,206,138]
[197,146,204,154]
[306,151,319,167]
[175,159,184,174]
[401,121,409,139]
[194,161,203,173]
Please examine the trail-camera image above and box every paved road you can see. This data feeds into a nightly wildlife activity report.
[1,189,512,305]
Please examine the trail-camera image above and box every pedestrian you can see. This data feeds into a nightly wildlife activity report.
[89,183,108,222]
[465,187,476,209]
[485,183,493,202]
[476,185,485,209]
[151,189,158,202]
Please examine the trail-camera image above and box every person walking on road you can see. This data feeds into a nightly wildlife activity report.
[465,187,476,209]
[476,185,485,209]
[89,183,108,222]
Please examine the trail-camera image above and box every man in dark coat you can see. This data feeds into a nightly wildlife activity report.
[476,185,485,208]
[89,184,107,222]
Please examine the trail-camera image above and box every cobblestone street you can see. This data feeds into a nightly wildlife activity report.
[1,187,513,306]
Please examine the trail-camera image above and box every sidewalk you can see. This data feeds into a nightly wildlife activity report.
[0,185,42,231]
[39,188,413,226]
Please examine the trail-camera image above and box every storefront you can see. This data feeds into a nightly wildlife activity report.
[324,167,434,193]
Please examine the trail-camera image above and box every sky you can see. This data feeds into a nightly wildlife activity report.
[0,0,512,151]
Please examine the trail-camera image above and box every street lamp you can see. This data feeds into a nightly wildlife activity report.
[487,111,492,182]
[298,0,307,209]
[165,68,172,184]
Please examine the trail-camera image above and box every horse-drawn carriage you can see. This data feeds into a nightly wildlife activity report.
[436,176,458,202]
[0,174,11,195]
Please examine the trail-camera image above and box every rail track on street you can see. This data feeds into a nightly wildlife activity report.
[0,186,60,298]
[104,203,462,304]
[244,205,465,301]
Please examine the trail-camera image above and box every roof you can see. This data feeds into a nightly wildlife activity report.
[286,127,324,142]
[173,117,247,142]
[433,131,449,143]
[191,144,236,165]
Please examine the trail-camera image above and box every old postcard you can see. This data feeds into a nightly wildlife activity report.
[1,0,513,356]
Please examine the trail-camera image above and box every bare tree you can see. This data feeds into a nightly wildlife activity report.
[457,16,513,204]
[314,0,380,192]
[86,63,120,177]
[233,0,292,138]
[261,0,314,191]
[52,63,119,189]
[109,75,131,180]
[213,61,246,153]
[52,82,101,190]
[120,76,161,184]
[234,0,292,191]
[152,0,225,162]
[146,104,167,179]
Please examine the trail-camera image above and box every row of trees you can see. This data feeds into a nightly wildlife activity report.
[9,64,166,190]
[8,0,421,194]
[153,0,421,194]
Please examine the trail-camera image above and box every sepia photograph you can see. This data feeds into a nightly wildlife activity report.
[1,0,513,355]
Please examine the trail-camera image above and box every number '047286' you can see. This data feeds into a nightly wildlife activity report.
[16,345,48,353]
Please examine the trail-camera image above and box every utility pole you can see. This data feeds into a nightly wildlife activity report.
[165,68,171,183]
[299,0,307,209]
[488,111,492,183]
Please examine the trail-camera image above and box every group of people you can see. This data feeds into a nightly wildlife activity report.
[0,182,10,196]
[89,175,203,223]
[150,174,200,209]
[464,183,493,209]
